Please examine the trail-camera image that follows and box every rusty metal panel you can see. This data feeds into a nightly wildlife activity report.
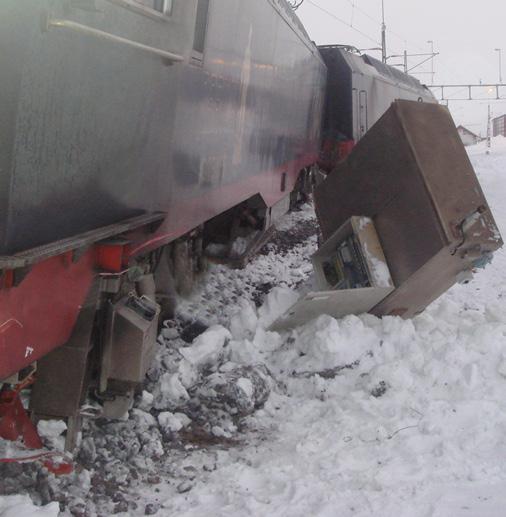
[315,100,503,318]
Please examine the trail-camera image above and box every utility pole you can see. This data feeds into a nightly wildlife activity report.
[381,0,387,64]
[495,48,502,83]
[427,40,434,84]
[487,104,492,155]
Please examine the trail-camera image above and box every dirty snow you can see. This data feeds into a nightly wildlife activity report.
[2,139,506,515]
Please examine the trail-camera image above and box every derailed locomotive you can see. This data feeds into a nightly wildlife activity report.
[0,0,462,448]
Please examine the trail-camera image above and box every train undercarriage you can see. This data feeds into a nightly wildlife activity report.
[0,168,315,458]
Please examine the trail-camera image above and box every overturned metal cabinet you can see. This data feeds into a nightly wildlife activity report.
[270,216,394,331]
[315,100,503,319]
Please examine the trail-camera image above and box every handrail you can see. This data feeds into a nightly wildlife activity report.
[47,19,184,64]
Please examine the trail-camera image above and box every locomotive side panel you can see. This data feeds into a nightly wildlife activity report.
[0,0,325,255]
[1,0,197,254]
[0,0,325,380]
[163,0,326,239]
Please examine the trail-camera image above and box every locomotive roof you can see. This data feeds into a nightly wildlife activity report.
[319,45,431,95]
[362,54,427,92]
[274,0,312,43]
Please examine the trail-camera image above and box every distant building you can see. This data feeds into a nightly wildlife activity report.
[493,114,506,137]
[457,125,481,147]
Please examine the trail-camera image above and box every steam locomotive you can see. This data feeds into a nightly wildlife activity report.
[0,0,434,446]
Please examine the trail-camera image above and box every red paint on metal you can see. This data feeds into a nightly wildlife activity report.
[0,451,74,476]
[318,139,355,172]
[128,151,318,258]
[0,150,318,379]
[0,250,95,380]
[339,140,355,160]
[43,458,74,476]
[2,271,14,290]
[95,243,125,272]
[0,385,43,449]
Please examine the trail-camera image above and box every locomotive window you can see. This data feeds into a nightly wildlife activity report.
[133,0,172,14]
[193,0,210,54]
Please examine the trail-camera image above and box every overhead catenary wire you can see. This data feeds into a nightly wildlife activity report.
[303,0,467,84]
[305,0,383,47]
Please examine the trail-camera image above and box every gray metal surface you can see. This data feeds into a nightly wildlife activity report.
[106,295,160,384]
[0,0,326,254]
[318,46,436,143]
[0,212,165,269]
[269,287,393,331]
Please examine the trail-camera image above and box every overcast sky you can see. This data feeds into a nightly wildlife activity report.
[297,0,506,135]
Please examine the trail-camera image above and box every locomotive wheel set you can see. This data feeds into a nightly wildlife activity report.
[0,0,488,461]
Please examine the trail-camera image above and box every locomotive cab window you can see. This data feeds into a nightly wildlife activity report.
[133,0,172,14]
[192,0,210,55]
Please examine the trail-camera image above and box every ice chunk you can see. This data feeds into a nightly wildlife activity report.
[153,373,190,410]
[180,325,232,368]
[158,411,191,432]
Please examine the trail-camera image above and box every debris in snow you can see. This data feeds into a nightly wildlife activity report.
[176,481,193,494]
[193,365,272,417]
[370,380,389,398]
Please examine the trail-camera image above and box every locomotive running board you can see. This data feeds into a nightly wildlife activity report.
[0,212,166,270]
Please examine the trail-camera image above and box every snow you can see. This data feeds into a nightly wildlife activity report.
[158,412,191,432]
[363,243,392,288]
[3,139,506,515]
[179,325,231,368]
[37,420,67,452]
[159,138,506,516]
[0,496,59,517]
[257,287,300,328]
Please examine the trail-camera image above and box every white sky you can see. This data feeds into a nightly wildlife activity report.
[297,0,506,135]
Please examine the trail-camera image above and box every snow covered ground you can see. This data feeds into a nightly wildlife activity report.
[162,137,506,516]
[2,137,506,516]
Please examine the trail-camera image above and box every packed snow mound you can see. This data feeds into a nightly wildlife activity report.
[0,495,59,517]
